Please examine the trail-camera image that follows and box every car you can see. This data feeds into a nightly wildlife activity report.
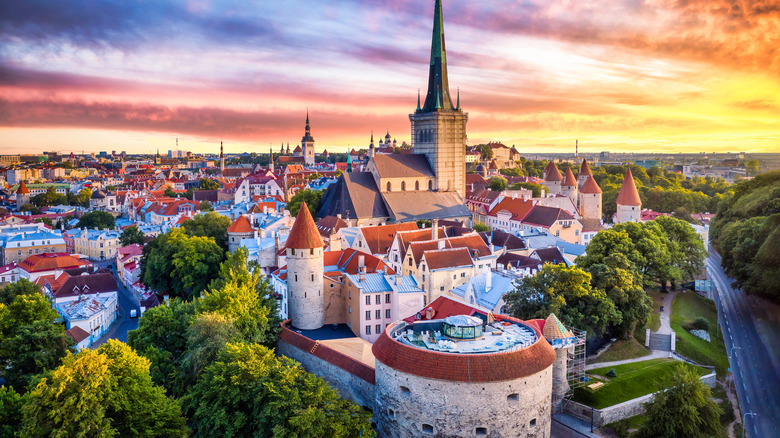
[130,309,138,318]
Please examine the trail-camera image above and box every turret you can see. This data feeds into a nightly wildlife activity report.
[561,167,578,206]
[579,175,602,220]
[578,159,592,188]
[542,162,563,195]
[15,181,30,208]
[615,168,642,223]
[285,201,325,330]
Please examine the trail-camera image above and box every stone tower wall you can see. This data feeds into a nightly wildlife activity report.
[615,203,641,223]
[374,360,552,438]
[544,180,561,195]
[579,192,602,220]
[561,185,578,206]
[286,246,324,330]
[578,174,589,188]
[302,139,315,166]
[551,347,570,413]
[410,111,468,199]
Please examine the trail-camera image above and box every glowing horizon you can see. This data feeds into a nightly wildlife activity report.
[1,0,778,155]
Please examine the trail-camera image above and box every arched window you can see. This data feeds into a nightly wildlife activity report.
[428,180,433,190]
[401,181,406,191]
[415,181,420,190]
[387,182,392,192]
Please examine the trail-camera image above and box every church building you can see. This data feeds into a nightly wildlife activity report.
[317,0,470,225]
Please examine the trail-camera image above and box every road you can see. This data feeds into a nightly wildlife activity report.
[92,260,139,347]
[706,247,780,438]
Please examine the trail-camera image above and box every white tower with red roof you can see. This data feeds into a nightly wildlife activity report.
[615,168,642,223]
[286,201,325,330]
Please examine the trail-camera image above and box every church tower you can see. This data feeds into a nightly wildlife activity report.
[219,141,225,172]
[615,168,642,223]
[410,0,468,199]
[286,201,325,330]
[269,146,274,173]
[301,112,315,166]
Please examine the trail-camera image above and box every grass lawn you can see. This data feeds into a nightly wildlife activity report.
[670,291,729,376]
[590,338,651,364]
[634,289,665,345]
[572,358,709,409]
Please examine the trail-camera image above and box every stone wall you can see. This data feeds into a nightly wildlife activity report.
[277,330,375,411]
[563,371,718,427]
[374,360,552,438]
[286,247,324,330]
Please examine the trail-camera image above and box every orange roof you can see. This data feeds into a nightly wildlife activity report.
[617,168,642,206]
[580,175,602,194]
[16,181,29,195]
[227,215,254,233]
[66,326,90,343]
[488,197,534,221]
[562,167,577,186]
[286,202,324,249]
[359,222,418,255]
[19,253,89,273]
[579,159,592,176]
[543,313,573,340]
[544,162,563,182]
[423,247,473,270]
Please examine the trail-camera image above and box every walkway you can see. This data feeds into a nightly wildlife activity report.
[657,291,678,335]
[584,350,675,371]
[552,414,600,438]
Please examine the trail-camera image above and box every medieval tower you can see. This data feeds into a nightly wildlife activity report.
[301,112,315,166]
[286,201,325,330]
[615,168,642,223]
[561,167,578,206]
[577,159,592,188]
[409,0,468,199]
[579,175,603,220]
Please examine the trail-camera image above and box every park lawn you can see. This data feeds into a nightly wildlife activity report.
[670,291,729,376]
[634,289,665,345]
[590,338,651,364]
[572,358,709,409]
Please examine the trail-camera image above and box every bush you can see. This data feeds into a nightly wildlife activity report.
[691,317,710,332]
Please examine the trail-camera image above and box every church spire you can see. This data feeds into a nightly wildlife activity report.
[420,0,454,113]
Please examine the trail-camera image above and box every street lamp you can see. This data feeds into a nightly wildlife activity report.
[742,412,757,438]
[728,347,742,397]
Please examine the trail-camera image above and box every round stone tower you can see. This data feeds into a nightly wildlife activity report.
[615,168,642,223]
[578,175,603,220]
[561,167,578,206]
[543,161,562,195]
[285,201,325,330]
[542,313,577,413]
[16,181,30,209]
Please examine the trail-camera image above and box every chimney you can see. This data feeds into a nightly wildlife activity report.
[358,255,365,271]
[395,275,403,285]
[541,189,546,198]
[337,213,342,220]
[485,270,492,290]
[438,240,446,250]
[424,307,434,320]
[359,271,366,282]
[274,234,280,250]
[54,268,63,279]
[432,219,439,240]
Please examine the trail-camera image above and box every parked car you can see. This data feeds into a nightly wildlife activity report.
[130,309,138,318]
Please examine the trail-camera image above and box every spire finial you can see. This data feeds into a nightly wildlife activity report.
[421,0,453,112]
[456,87,460,110]
[417,89,421,111]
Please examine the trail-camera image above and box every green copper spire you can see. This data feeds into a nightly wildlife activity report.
[420,0,454,112]
[456,87,460,110]
[416,89,421,111]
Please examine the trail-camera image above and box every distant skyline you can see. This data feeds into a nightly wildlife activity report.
[1,0,778,155]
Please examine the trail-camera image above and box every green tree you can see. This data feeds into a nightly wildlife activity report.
[479,144,493,160]
[0,293,59,339]
[634,365,721,438]
[185,342,374,438]
[488,176,508,192]
[164,187,177,198]
[120,225,146,246]
[288,189,323,217]
[587,254,651,339]
[20,340,188,438]
[31,187,65,208]
[76,211,115,230]
[509,182,545,197]
[20,204,42,215]
[503,264,620,335]
[1,320,74,392]
[180,211,232,251]
[0,385,24,438]
[654,216,707,286]
[0,279,40,305]
[33,217,54,228]
[75,188,92,207]
[198,200,213,211]
[198,179,221,190]
[473,223,491,232]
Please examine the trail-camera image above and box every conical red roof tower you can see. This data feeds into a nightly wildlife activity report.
[286,201,324,249]
[580,175,602,194]
[544,162,563,182]
[579,159,592,177]
[617,168,642,206]
[16,181,29,195]
[562,168,577,186]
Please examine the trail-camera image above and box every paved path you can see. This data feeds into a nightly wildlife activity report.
[706,247,780,438]
[91,264,140,347]
[657,291,678,335]
[585,350,674,371]
[552,414,600,438]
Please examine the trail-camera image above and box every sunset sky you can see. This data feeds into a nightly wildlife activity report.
[1,0,778,155]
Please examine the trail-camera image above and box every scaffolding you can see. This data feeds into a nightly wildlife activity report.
[562,328,587,408]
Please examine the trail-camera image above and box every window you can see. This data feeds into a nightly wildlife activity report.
[375,295,380,304]
[428,180,433,190]
[408,258,412,266]
[388,408,395,419]
[400,386,410,395]
[349,306,352,313]
[387,182,392,192]
[461,272,466,278]
[385,293,391,303]
[440,286,444,292]
[385,309,391,319]
[294,275,298,282]
[530,419,537,427]
[291,248,296,255]
[415,181,420,190]
[366,311,371,320]
[366,296,371,305]
[401,181,406,191]
[366,326,371,335]
[507,393,519,402]
[422,424,434,434]
[310,248,314,255]
[375,309,381,319]
[476,428,488,436]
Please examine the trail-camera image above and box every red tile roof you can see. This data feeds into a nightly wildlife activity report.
[617,168,642,206]
[16,181,29,195]
[19,253,89,273]
[544,162,563,182]
[65,326,90,343]
[579,159,592,177]
[359,222,418,255]
[562,167,577,186]
[321,248,395,277]
[227,215,254,233]
[579,175,602,194]
[286,202,324,249]
[372,316,556,382]
[423,247,473,270]
[487,197,534,221]
[522,205,575,228]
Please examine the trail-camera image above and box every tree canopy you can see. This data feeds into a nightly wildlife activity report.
[710,170,780,301]
[76,211,115,230]
[20,340,188,438]
[634,364,721,438]
[120,225,146,246]
[288,189,323,217]
[180,211,231,251]
[487,176,508,192]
